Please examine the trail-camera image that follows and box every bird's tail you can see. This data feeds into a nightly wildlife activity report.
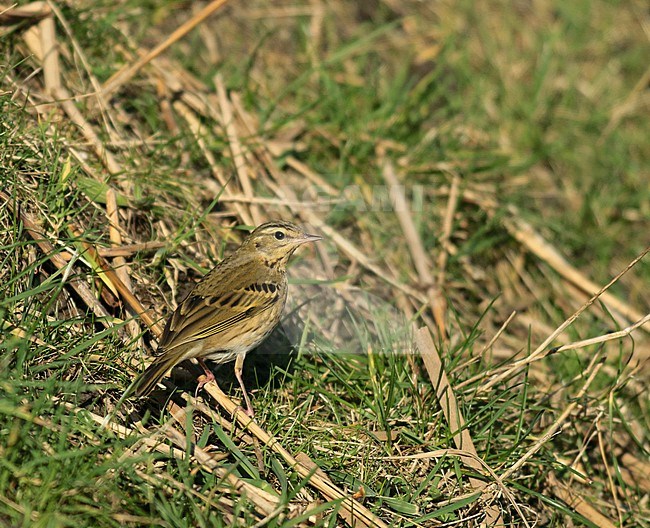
[132,352,181,398]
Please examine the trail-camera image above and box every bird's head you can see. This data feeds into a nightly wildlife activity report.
[243,221,321,268]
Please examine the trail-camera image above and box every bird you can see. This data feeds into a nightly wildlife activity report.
[132,220,321,416]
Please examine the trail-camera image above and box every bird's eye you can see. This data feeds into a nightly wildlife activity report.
[274,231,285,240]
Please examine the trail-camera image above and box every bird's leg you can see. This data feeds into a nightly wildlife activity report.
[234,353,254,417]
[196,358,216,396]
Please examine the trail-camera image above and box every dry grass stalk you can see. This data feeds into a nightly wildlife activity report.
[416,331,473,451]
[381,159,447,336]
[463,187,649,332]
[202,382,389,528]
[38,9,59,92]
[101,0,230,98]
[181,393,256,443]
[93,242,166,258]
[596,417,624,526]
[500,350,606,482]
[546,473,616,528]
[478,310,517,360]
[0,494,39,522]
[437,172,460,285]
[285,156,339,195]
[414,327,506,527]
[73,402,275,522]
[503,214,648,328]
[0,190,113,325]
[479,245,650,392]
[106,188,141,340]
[385,448,528,525]
[164,402,280,516]
[0,2,50,24]
[46,1,108,110]
[552,312,650,356]
[214,74,262,225]
[600,65,650,140]
[135,468,239,521]
[69,228,163,336]
[53,87,122,175]
[27,13,122,174]
[172,98,253,225]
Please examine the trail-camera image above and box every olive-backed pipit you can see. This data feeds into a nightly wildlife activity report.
[133,221,321,416]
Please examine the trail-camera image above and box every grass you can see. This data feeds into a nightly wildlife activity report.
[1,1,649,526]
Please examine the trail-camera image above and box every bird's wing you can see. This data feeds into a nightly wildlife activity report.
[159,279,282,351]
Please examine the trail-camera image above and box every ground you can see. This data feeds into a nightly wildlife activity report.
[0,1,649,526]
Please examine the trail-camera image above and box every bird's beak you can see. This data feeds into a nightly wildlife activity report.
[298,232,322,244]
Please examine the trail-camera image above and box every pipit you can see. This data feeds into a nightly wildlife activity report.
[133,221,321,416]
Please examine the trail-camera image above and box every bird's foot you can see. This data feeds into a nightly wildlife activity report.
[195,370,216,397]
[233,403,255,419]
